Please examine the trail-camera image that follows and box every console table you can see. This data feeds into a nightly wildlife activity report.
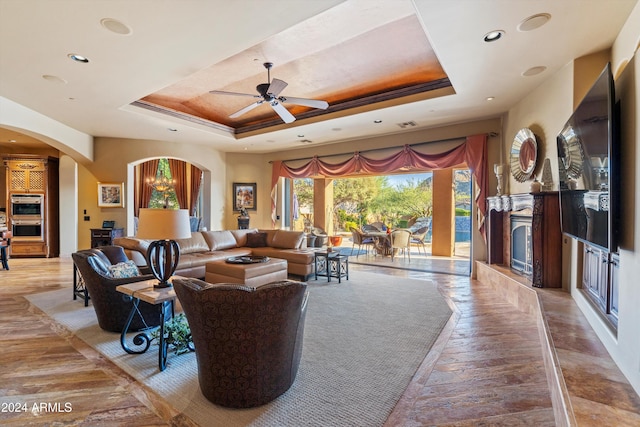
[91,228,124,248]
[486,192,562,288]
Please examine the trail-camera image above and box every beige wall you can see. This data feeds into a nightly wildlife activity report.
[499,1,640,395]
[82,137,227,241]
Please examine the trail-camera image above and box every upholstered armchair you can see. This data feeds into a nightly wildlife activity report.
[72,246,168,333]
[172,278,309,408]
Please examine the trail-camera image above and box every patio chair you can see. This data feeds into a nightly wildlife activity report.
[361,224,379,233]
[410,226,429,254]
[311,227,328,247]
[350,229,375,257]
[390,229,411,262]
[369,221,385,231]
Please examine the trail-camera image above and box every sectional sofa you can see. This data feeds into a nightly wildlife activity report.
[113,228,316,280]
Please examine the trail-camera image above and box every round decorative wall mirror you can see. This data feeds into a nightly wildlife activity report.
[557,124,584,179]
[510,128,538,182]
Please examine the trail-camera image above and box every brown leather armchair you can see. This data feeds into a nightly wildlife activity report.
[72,246,168,332]
[172,278,309,408]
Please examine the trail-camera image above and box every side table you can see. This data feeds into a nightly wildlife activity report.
[116,278,180,371]
[314,251,349,283]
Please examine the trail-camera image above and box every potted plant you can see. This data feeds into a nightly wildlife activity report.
[151,313,194,355]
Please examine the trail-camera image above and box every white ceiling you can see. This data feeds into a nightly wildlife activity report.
[0,0,636,155]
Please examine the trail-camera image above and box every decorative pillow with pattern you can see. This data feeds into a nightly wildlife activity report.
[108,260,140,278]
[245,232,268,248]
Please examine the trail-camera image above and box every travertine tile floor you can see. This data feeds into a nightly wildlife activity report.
[1,256,639,425]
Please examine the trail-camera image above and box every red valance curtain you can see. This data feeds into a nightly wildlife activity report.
[270,134,488,238]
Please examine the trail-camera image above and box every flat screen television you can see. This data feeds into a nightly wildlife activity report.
[556,63,620,253]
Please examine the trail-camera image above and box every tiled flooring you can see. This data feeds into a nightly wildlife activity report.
[2,255,640,425]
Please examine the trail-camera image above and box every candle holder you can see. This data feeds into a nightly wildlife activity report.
[494,164,504,196]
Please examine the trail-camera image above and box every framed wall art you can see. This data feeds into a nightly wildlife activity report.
[98,182,125,208]
[233,182,256,211]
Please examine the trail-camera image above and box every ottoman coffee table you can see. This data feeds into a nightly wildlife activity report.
[205,256,288,287]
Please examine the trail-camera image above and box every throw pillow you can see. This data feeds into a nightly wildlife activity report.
[108,260,141,278]
[245,232,268,248]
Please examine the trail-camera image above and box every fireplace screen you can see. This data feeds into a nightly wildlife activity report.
[511,215,532,275]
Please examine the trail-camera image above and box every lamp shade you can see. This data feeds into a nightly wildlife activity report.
[136,208,191,240]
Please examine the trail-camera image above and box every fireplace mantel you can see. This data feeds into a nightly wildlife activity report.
[486,192,562,288]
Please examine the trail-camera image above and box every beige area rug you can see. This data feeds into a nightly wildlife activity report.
[27,271,452,427]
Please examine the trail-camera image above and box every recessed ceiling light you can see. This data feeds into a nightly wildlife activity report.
[9,139,17,143]
[518,13,551,32]
[486,96,495,101]
[68,53,89,63]
[483,30,504,42]
[374,120,382,124]
[297,134,305,138]
[100,18,132,35]
[42,74,67,84]
[522,66,547,76]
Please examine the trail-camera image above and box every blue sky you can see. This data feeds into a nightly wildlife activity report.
[385,172,432,187]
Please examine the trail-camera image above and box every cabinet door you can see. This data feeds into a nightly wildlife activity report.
[582,245,600,297]
[609,253,620,322]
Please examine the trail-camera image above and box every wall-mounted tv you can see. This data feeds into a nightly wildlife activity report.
[556,63,620,253]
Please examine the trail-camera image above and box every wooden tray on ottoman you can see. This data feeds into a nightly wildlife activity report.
[205,257,287,288]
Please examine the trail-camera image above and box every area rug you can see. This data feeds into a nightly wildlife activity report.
[27,271,452,427]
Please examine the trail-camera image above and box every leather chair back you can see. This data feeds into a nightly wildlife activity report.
[173,278,309,408]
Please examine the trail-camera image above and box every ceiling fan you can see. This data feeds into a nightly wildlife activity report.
[209,62,329,124]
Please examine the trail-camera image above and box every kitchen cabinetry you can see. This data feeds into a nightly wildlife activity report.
[3,156,59,257]
[582,243,619,329]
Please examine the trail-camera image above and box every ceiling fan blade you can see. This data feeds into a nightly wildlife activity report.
[229,101,263,118]
[267,78,288,97]
[279,96,329,110]
[209,90,260,99]
[270,101,296,123]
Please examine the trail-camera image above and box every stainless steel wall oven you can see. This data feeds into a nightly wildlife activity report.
[10,194,44,218]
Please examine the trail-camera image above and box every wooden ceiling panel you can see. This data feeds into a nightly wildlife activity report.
[137,9,451,134]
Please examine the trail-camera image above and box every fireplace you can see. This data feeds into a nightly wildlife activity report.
[511,214,532,276]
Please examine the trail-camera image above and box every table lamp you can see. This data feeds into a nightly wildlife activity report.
[136,208,191,288]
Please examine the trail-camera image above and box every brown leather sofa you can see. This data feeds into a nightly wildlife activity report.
[71,246,170,332]
[172,277,308,408]
[114,229,317,280]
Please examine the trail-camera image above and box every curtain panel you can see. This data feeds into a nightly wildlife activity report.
[168,159,188,209]
[270,134,488,238]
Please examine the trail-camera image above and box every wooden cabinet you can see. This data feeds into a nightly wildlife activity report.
[91,228,124,248]
[5,158,47,192]
[3,156,59,257]
[582,243,619,329]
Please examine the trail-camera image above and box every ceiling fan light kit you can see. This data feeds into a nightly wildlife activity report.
[210,62,328,124]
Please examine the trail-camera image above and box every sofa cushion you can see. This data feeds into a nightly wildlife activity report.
[202,230,238,250]
[271,230,305,249]
[175,232,209,254]
[108,260,140,278]
[230,228,258,247]
[246,232,268,248]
